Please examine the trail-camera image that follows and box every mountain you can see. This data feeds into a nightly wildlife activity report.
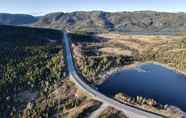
[1,11,186,34]
[32,11,186,34]
[0,13,38,25]
[32,11,112,32]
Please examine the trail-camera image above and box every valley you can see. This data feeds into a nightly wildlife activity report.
[0,10,186,118]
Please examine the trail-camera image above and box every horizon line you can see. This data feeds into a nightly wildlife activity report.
[1,9,186,16]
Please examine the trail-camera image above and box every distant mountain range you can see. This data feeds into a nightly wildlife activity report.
[1,11,186,34]
[0,13,38,25]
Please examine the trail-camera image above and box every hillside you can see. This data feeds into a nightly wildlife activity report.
[0,25,66,117]
[1,11,186,34]
[0,25,128,118]
[0,13,38,25]
[32,11,186,34]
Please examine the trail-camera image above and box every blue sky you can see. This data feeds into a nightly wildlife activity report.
[0,0,186,15]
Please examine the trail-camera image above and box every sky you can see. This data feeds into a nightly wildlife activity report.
[0,0,186,16]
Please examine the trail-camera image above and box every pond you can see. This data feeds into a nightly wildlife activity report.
[97,63,186,112]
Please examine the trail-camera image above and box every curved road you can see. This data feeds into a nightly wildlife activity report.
[63,32,164,118]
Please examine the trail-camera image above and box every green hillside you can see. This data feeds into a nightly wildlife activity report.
[0,25,66,117]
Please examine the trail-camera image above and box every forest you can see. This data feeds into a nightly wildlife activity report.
[69,33,135,85]
[0,25,66,117]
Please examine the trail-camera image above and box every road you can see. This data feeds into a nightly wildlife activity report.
[63,32,164,118]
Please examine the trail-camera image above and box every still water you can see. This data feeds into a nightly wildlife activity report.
[98,63,186,111]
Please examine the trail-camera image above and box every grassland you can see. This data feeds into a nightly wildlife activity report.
[98,33,186,74]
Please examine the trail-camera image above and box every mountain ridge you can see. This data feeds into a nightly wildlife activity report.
[1,11,186,34]
[0,13,39,25]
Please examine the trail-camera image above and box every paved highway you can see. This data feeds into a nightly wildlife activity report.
[63,32,164,118]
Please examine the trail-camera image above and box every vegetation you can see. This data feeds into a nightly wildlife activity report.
[98,107,127,118]
[0,25,66,118]
[143,38,186,73]
[76,56,134,85]
[115,93,163,109]
[70,33,135,85]
[0,26,106,118]
[32,11,186,34]
[115,93,185,118]
[70,32,186,117]
[2,26,182,117]
[22,79,101,118]
[70,32,186,83]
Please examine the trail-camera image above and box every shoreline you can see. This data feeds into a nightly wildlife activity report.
[96,61,186,115]
[97,61,186,85]
[97,62,140,85]
[145,61,186,77]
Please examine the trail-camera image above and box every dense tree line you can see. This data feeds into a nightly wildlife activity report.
[70,33,135,85]
[77,55,134,84]
[0,25,66,118]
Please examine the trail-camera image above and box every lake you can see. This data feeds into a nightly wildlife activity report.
[97,63,186,112]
